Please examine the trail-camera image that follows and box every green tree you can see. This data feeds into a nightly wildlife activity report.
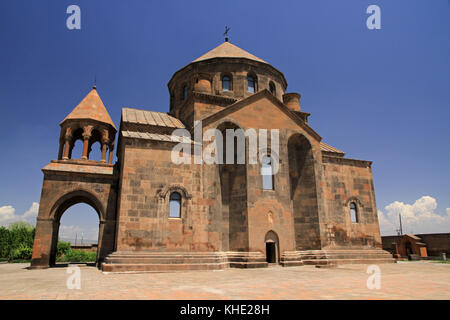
[0,222,35,261]
[57,241,71,257]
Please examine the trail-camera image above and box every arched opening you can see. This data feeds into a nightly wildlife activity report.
[350,202,358,223]
[57,203,99,266]
[87,129,103,161]
[69,128,84,159]
[287,134,320,250]
[265,231,279,264]
[88,141,102,161]
[169,192,181,218]
[217,121,249,251]
[269,81,276,96]
[70,139,83,159]
[222,75,231,92]
[247,73,257,93]
[48,191,105,267]
[261,154,274,190]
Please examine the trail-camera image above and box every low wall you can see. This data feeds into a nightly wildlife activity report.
[70,244,98,253]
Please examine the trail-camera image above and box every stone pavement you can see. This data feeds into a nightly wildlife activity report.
[0,261,449,299]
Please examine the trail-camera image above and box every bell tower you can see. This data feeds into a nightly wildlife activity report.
[58,86,117,163]
[30,86,118,269]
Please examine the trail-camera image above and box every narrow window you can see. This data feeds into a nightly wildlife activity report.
[350,202,358,223]
[169,192,181,218]
[182,85,188,100]
[261,155,274,190]
[170,92,174,110]
[222,76,231,92]
[269,82,276,95]
[247,76,256,93]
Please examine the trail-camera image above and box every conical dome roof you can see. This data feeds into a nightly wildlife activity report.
[193,41,267,64]
[61,87,116,130]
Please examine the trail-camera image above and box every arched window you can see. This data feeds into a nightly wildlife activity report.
[261,155,274,190]
[182,85,188,100]
[222,76,231,92]
[247,75,256,93]
[350,202,358,223]
[269,82,276,95]
[169,192,181,218]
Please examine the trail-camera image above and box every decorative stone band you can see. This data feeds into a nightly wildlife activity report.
[322,155,373,168]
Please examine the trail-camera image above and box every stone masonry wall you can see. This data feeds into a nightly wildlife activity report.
[115,138,222,252]
[321,156,381,249]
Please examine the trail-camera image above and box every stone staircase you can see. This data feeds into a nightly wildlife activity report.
[281,248,395,267]
[102,248,394,273]
[102,251,267,273]
[226,251,268,268]
[280,250,329,267]
[323,248,396,265]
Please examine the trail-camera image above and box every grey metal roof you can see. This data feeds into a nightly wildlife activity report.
[122,131,199,144]
[122,107,185,128]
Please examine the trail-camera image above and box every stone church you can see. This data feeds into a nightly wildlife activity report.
[31,40,393,271]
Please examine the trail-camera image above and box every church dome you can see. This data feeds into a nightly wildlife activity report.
[168,40,288,114]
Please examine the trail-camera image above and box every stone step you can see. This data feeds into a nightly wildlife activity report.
[104,257,227,264]
[102,251,268,272]
[102,262,229,273]
[280,249,395,267]
[108,252,225,258]
[229,261,268,268]
[326,258,396,265]
[279,261,304,267]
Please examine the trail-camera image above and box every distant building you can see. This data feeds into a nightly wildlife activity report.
[382,233,450,258]
[30,40,393,272]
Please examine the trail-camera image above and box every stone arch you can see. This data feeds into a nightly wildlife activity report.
[49,189,105,222]
[286,131,315,151]
[264,230,280,263]
[158,184,192,200]
[157,185,192,220]
[213,118,246,131]
[47,190,106,267]
[287,132,321,250]
[215,120,249,252]
[343,196,364,209]
[215,120,248,165]
[31,187,116,269]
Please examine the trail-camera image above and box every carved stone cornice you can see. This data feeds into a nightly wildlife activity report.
[322,155,372,167]
[191,91,237,106]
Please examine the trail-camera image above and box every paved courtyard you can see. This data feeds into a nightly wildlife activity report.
[0,261,449,300]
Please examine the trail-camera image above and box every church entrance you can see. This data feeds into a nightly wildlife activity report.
[264,230,279,264]
[266,241,276,263]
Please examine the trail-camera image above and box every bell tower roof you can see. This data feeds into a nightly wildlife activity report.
[192,41,267,64]
[61,87,116,130]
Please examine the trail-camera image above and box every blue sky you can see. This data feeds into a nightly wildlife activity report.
[0,0,449,239]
